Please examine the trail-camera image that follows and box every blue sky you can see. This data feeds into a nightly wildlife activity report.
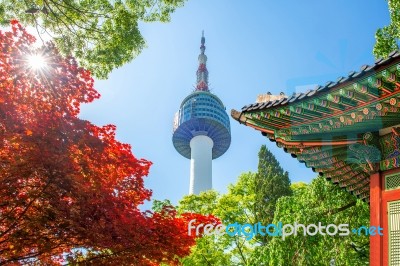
[79,0,390,208]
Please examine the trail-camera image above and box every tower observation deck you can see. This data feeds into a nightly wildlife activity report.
[172,32,231,195]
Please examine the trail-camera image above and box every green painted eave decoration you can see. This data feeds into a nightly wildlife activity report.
[242,62,400,142]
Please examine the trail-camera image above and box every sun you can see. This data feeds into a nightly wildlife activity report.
[27,54,47,69]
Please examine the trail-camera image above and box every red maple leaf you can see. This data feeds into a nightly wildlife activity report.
[0,22,211,265]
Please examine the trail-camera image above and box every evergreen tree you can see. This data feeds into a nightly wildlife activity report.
[177,146,293,265]
[254,145,292,243]
[175,146,369,265]
[250,176,369,266]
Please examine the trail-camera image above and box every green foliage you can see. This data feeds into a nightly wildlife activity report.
[176,190,230,265]
[179,234,232,266]
[254,145,292,243]
[175,146,369,266]
[374,0,400,58]
[177,190,220,215]
[177,176,257,266]
[291,181,308,191]
[152,199,173,212]
[0,0,186,78]
[177,146,292,265]
[250,176,370,266]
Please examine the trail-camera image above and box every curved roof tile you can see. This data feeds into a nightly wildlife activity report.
[237,51,400,111]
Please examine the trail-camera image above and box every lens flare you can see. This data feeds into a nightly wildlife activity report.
[27,54,47,69]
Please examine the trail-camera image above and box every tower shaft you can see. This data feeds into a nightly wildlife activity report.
[189,135,213,194]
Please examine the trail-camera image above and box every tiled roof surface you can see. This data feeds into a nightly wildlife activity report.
[240,50,400,112]
[232,50,400,203]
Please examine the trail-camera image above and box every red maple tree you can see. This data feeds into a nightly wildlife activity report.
[0,21,218,265]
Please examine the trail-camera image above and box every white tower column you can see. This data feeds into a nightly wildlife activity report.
[189,135,214,195]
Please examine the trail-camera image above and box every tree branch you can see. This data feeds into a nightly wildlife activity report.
[323,201,357,216]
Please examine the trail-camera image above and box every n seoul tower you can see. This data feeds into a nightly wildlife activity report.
[172,32,231,195]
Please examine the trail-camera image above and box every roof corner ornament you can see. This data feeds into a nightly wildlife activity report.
[256,91,288,103]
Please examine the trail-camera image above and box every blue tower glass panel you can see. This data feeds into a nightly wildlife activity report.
[172,91,231,159]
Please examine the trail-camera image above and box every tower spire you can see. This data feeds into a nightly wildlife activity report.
[196,31,209,91]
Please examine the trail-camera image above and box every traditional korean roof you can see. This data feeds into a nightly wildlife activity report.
[231,51,400,202]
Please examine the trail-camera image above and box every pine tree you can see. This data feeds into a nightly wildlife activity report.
[254,145,292,244]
